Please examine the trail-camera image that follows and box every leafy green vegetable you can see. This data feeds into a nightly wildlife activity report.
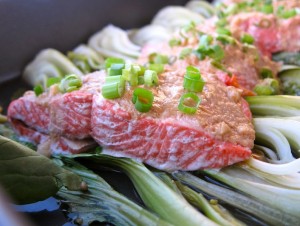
[55,156,172,226]
[172,171,299,226]
[0,136,83,204]
[63,153,218,226]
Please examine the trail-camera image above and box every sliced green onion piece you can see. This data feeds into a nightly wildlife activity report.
[148,64,164,74]
[144,70,158,87]
[199,34,213,47]
[186,66,201,79]
[132,64,145,76]
[34,84,44,96]
[216,28,231,36]
[148,53,169,64]
[209,45,224,61]
[132,88,154,113]
[184,75,205,92]
[169,38,181,47]
[277,7,297,19]
[241,33,255,44]
[59,74,82,93]
[102,75,125,99]
[105,57,125,69]
[178,93,201,114]
[46,77,61,87]
[261,4,273,14]
[260,67,273,78]
[108,63,125,76]
[179,48,193,59]
[216,35,236,45]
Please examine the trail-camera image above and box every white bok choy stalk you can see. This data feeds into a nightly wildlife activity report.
[68,153,218,226]
[254,117,300,158]
[53,156,173,226]
[151,6,204,32]
[23,48,83,87]
[172,171,299,226]
[203,169,300,218]
[155,172,244,226]
[253,119,295,163]
[129,24,172,46]
[88,25,141,61]
[245,95,300,116]
[67,44,105,74]
[185,0,216,18]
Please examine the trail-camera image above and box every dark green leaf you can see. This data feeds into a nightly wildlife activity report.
[0,136,82,204]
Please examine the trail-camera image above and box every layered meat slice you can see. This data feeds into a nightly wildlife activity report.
[7,71,104,155]
[92,64,255,171]
[8,64,254,171]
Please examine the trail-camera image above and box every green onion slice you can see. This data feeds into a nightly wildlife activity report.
[132,88,154,113]
[179,48,193,59]
[216,28,231,36]
[148,53,169,64]
[241,33,255,45]
[102,75,125,99]
[148,64,164,74]
[144,70,158,87]
[59,74,82,93]
[108,63,125,76]
[105,57,125,69]
[46,77,61,88]
[169,38,182,47]
[34,84,44,96]
[178,93,201,114]
[216,35,236,45]
[261,4,273,14]
[184,66,205,92]
[260,67,273,78]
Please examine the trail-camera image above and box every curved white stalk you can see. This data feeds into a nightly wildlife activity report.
[130,24,172,46]
[254,123,295,163]
[23,49,83,87]
[185,0,216,18]
[73,44,104,70]
[88,25,141,61]
[254,118,300,157]
[253,144,279,162]
[247,158,300,175]
[151,6,204,32]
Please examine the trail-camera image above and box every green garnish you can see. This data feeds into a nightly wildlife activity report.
[34,84,44,96]
[132,88,154,113]
[144,70,159,87]
[46,77,61,87]
[59,74,82,93]
[260,67,274,78]
[148,64,165,74]
[179,48,193,59]
[105,57,125,69]
[178,92,201,114]
[169,38,182,47]
[241,33,255,45]
[108,63,125,76]
[184,66,205,92]
[102,75,125,99]
[149,53,169,64]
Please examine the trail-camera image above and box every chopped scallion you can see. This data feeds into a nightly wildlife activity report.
[260,68,273,78]
[216,35,236,45]
[261,4,273,14]
[108,63,125,76]
[105,57,125,69]
[102,75,125,99]
[179,48,193,59]
[241,33,255,45]
[34,85,44,96]
[132,88,154,113]
[178,93,201,114]
[59,74,82,93]
[169,38,182,47]
[148,64,164,74]
[144,70,159,87]
[46,77,61,87]
[149,53,169,64]
[216,28,231,36]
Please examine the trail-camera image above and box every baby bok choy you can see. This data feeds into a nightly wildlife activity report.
[64,153,218,226]
[54,156,172,226]
[172,171,299,226]
[23,48,83,87]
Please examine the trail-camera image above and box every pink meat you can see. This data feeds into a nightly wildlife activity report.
[91,67,255,171]
[8,69,254,171]
[7,72,104,154]
[229,12,300,55]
